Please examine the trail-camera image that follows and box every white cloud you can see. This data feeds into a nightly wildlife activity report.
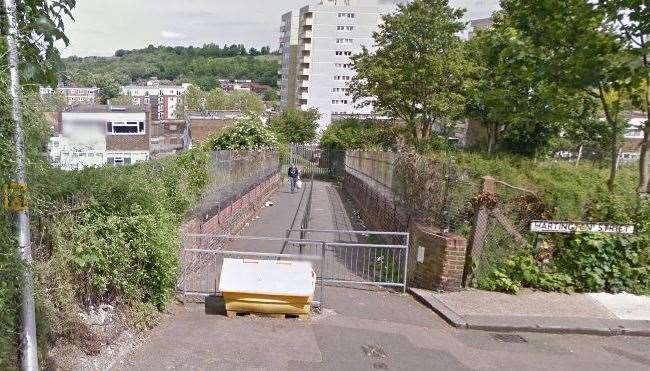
[161,30,185,39]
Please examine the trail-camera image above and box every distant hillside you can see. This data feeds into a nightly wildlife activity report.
[62,44,281,90]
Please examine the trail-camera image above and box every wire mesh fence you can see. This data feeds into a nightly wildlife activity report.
[344,150,478,234]
[193,150,279,220]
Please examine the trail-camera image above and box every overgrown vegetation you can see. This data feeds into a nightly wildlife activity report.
[204,117,279,151]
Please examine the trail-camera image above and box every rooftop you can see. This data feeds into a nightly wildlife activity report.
[65,105,148,113]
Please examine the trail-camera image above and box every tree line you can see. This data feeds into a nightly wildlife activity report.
[114,43,274,58]
[62,46,280,92]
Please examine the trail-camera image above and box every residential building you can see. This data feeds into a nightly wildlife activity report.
[186,110,247,145]
[218,79,252,92]
[121,82,191,120]
[40,86,100,106]
[150,119,191,157]
[279,0,381,129]
[279,11,300,109]
[468,17,494,39]
[48,105,151,170]
[619,112,647,163]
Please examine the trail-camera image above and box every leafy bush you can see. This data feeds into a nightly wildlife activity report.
[320,118,400,150]
[204,117,278,150]
[555,234,650,294]
[477,251,574,294]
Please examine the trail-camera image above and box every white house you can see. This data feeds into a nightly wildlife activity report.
[49,105,151,170]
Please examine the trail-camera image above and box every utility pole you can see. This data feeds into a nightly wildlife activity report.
[2,0,40,369]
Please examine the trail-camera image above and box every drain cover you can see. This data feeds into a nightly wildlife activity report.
[492,333,527,343]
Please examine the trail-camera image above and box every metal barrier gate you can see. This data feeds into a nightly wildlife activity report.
[287,229,409,293]
[179,234,325,306]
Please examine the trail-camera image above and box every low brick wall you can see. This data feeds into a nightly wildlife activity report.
[183,173,280,236]
[343,172,408,233]
[342,172,467,291]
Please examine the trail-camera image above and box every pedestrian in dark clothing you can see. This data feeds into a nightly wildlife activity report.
[288,164,300,193]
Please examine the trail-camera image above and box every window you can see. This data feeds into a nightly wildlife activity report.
[335,51,353,56]
[332,87,349,93]
[331,99,349,105]
[335,63,353,68]
[107,121,146,134]
[336,38,353,44]
[337,26,354,31]
[334,75,351,81]
[107,157,132,166]
[338,12,355,18]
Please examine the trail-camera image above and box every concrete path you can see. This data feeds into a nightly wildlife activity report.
[114,180,650,371]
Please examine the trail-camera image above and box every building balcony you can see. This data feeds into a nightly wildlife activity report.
[300,92,309,99]
[300,80,310,88]
[300,29,313,38]
[303,17,313,26]
[300,104,309,111]
[302,43,312,51]
[301,55,311,64]
[300,68,310,75]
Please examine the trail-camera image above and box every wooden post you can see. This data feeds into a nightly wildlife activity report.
[462,176,496,287]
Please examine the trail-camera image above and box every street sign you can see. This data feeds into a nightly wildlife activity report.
[530,220,634,234]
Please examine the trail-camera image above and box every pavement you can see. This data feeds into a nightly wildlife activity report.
[410,288,650,337]
[113,180,650,370]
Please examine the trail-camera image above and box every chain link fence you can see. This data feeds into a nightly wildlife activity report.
[466,178,550,284]
[194,150,279,221]
[285,144,345,179]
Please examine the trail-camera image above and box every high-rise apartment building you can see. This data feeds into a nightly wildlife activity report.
[278,0,381,129]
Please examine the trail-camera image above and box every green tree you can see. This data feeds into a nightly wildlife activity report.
[598,1,650,192]
[1,0,75,86]
[503,0,637,191]
[349,0,471,144]
[227,90,265,116]
[269,108,320,143]
[205,88,228,109]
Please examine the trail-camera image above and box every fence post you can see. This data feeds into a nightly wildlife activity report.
[462,176,496,287]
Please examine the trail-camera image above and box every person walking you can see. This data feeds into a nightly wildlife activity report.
[288,164,300,194]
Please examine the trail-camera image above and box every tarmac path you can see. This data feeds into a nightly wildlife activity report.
[114,180,650,371]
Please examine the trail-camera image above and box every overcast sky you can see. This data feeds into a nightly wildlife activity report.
[59,0,500,57]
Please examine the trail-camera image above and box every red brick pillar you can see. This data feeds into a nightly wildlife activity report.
[408,223,468,291]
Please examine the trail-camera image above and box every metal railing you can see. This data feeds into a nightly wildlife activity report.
[179,234,325,306]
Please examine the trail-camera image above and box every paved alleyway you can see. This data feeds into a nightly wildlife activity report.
[114,180,650,371]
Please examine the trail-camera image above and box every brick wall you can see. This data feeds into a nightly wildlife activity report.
[189,118,235,144]
[106,118,151,151]
[343,172,467,291]
[182,173,280,237]
[407,223,467,291]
